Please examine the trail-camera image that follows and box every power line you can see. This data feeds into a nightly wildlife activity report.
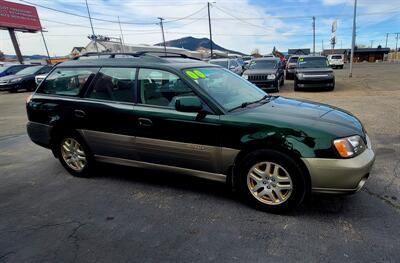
[163,6,206,23]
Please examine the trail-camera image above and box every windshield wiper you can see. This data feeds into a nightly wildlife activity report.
[228,95,270,112]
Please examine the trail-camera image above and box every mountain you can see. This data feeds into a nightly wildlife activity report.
[4,54,49,60]
[155,36,246,55]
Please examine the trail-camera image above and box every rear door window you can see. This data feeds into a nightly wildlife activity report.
[38,68,98,96]
[138,68,194,107]
[87,67,136,103]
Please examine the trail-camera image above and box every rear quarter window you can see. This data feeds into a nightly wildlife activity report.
[38,67,98,96]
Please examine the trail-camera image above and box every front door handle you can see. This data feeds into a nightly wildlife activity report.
[138,118,153,127]
[74,109,86,118]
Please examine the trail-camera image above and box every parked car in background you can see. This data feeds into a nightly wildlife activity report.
[242,58,284,92]
[26,53,375,213]
[209,58,243,75]
[294,56,335,91]
[285,55,299,80]
[0,64,33,78]
[327,54,344,69]
[35,74,48,86]
[0,65,53,92]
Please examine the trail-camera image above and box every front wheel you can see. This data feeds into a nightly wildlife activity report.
[294,78,299,91]
[57,132,94,177]
[237,150,306,213]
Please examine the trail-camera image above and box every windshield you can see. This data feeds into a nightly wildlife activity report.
[297,57,329,68]
[16,66,41,75]
[331,55,342,59]
[0,66,13,74]
[249,60,277,69]
[288,57,298,63]
[183,67,266,111]
[210,60,228,68]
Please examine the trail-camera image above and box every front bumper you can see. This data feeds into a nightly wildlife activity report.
[286,69,295,79]
[296,76,334,88]
[0,83,13,91]
[302,144,375,194]
[248,80,277,90]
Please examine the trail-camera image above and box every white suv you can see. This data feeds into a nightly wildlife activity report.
[327,54,344,69]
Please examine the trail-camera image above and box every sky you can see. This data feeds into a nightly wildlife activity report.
[1,0,400,56]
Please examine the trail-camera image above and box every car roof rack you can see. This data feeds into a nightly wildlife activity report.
[73,51,201,61]
[133,51,201,60]
[73,52,143,60]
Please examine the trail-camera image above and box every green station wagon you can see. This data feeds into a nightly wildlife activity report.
[26,53,375,213]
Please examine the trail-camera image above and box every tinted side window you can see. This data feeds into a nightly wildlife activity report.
[138,68,194,107]
[8,66,25,74]
[39,68,98,96]
[36,66,53,75]
[88,67,136,103]
[230,60,238,67]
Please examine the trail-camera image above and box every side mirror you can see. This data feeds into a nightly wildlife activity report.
[175,96,203,113]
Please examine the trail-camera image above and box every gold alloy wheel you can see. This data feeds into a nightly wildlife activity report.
[61,138,87,171]
[247,161,293,205]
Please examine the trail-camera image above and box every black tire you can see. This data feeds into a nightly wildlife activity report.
[9,88,17,93]
[56,131,94,177]
[237,149,306,213]
[294,78,299,91]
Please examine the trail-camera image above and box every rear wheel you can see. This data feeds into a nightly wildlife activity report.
[237,150,306,213]
[57,132,93,177]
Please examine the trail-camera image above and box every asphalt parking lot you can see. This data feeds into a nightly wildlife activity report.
[0,63,399,262]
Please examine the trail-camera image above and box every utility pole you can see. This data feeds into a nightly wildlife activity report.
[385,33,389,48]
[396,33,399,62]
[322,39,324,51]
[118,16,126,53]
[40,29,51,63]
[370,40,374,48]
[349,0,357,78]
[85,0,99,55]
[207,2,213,58]
[312,16,316,55]
[158,17,167,56]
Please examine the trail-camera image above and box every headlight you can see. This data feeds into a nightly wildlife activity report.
[297,73,304,78]
[242,74,248,80]
[333,135,366,158]
[10,77,22,83]
[267,74,276,80]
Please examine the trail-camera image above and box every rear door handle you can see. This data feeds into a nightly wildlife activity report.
[138,118,152,127]
[74,109,86,118]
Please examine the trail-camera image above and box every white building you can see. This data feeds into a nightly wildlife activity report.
[84,39,202,59]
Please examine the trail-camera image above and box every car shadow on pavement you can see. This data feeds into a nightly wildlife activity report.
[89,162,351,215]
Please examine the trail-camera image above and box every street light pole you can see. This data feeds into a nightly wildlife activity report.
[349,0,357,78]
[158,17,167,56]
[85,0,99,55]
[385,33,389,48]
[395,33,399,62]
[312,16,316,55]
[207,2,213,58]
[118,16,126,53]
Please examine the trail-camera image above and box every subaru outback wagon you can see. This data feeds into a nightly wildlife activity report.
[26,52,375,213]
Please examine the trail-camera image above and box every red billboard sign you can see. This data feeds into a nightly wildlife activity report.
[0,0,41,32]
